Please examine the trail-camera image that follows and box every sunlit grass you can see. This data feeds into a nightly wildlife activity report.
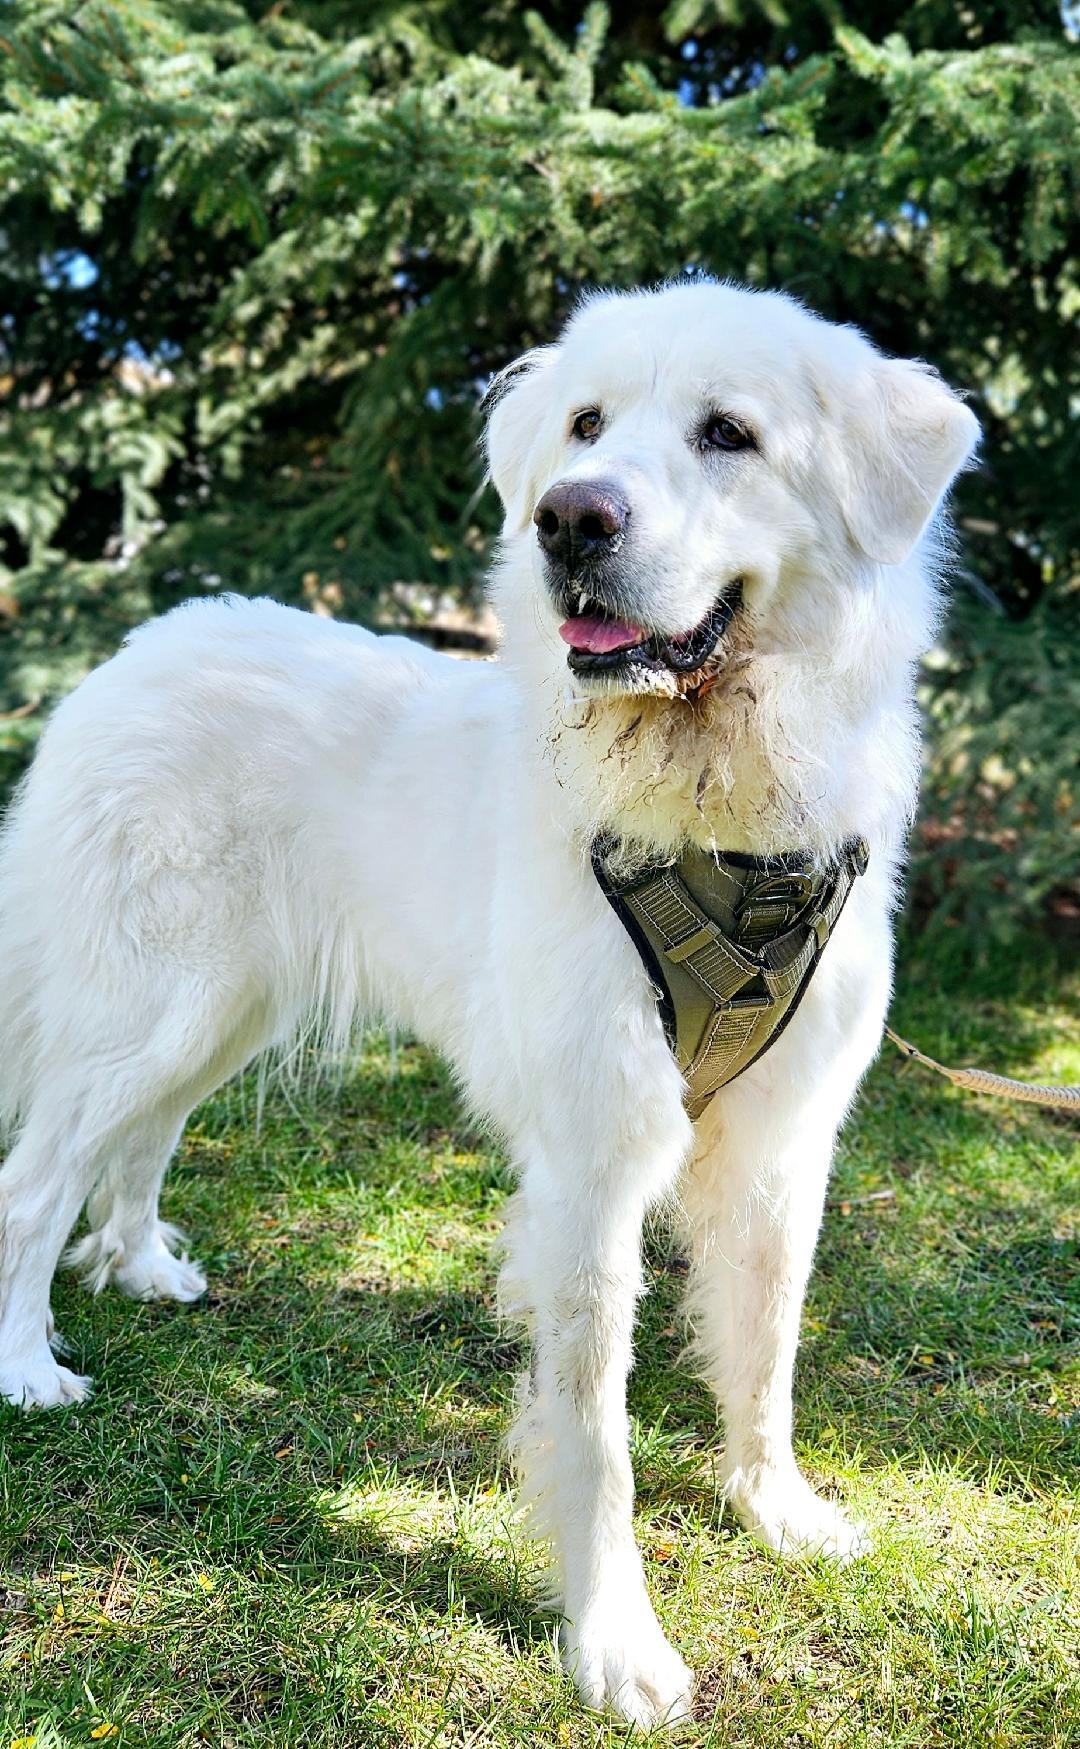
[1,958,1077,1746]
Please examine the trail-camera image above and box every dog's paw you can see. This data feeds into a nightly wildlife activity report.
[562,1600,694,1730]
[65,1224,207,1303]
[0,1354,92,1411]
[113,1245,207,1304]
[724,1462,869,1562]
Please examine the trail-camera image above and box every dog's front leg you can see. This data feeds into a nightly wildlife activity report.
[681,1075,870,1562]
[503,1114,693,1729]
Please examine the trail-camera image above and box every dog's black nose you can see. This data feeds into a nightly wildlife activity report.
[533,481,629,570]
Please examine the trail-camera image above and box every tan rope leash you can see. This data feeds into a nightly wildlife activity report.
[885,1026,1080,1112]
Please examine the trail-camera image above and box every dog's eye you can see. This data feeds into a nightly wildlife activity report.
[571,409,602,441]
[700,414,755,453]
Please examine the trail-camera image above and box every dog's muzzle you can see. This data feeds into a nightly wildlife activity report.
[534,478,742,690]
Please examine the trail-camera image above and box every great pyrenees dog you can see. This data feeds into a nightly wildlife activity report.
[0,282,978,1725]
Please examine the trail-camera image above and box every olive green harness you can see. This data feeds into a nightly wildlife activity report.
[593,835,870,1119]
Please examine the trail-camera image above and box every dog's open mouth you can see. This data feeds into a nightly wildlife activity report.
[558,584,742,686]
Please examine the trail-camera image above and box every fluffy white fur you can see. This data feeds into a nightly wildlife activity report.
[0,282,978,1727]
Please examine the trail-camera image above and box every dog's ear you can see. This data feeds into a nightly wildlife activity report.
[482,346,557,530]
[835,357,981,566]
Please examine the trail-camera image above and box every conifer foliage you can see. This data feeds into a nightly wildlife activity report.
[1,2,1076,927]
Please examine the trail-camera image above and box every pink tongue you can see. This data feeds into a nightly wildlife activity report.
[559,613,646,654]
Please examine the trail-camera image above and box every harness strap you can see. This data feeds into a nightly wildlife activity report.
[595,836,869,1118]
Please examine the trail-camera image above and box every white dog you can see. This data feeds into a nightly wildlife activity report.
[0,281,978,1726]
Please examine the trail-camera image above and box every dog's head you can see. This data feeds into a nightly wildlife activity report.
[484,282,979,703]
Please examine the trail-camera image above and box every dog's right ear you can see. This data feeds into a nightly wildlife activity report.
[481,346,557,531]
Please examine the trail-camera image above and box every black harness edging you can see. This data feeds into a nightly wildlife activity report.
[593,835,869,1118]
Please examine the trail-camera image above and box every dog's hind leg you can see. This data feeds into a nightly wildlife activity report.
[0,991,274,1407]
[61,1005,274,1306]
[0,1111,107,1408]
[63,1105,205,1304]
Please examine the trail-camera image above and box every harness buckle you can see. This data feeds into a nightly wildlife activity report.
[734,870,815,937]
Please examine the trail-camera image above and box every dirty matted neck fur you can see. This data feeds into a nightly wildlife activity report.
[494,540,944,876]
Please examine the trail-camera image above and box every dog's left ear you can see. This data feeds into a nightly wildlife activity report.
[837,358,981,567]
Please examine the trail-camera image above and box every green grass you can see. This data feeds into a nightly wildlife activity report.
[1,953,1077,1748]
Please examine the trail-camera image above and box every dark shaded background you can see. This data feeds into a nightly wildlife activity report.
[1,0,1077,944]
